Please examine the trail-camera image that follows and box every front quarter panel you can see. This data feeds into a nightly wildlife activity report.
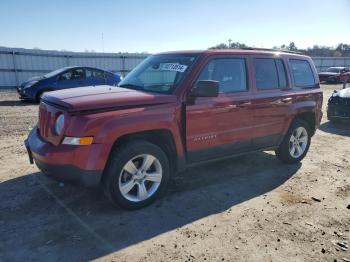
[65,103,183,171]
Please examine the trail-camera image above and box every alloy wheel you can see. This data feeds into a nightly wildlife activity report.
[118,154,162,202]
[289,127,308,158]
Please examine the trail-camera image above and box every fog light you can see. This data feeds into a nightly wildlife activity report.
[62,136,93,145]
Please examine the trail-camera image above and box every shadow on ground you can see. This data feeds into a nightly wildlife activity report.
[0,100,35,107]
[319,121,350,137]
[0,151,301,261]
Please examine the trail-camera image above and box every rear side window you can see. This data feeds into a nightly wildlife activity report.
[289,59,315,87]
[254,58,287,90]
[86,69,105,79]
[197,58,247,93]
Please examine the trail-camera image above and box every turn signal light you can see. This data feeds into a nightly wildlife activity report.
[62,136,93,145]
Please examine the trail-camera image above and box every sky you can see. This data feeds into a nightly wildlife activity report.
[0,0,349,53]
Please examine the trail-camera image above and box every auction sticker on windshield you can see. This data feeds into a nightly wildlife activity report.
[160,63,188,72]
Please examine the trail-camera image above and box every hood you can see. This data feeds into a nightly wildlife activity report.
[43,85,177,113]
[332,88,350,98]
[20,76,44,87]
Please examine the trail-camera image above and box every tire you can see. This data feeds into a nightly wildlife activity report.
[36,90,48,103]
[275,119,311,164]
[102,140,170,210]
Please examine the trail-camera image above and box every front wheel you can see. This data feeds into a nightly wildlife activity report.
[275,119,311,164]
[102,140,170,210]
[36,90,49,103]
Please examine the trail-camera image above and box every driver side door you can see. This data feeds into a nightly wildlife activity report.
[186,56,255,163]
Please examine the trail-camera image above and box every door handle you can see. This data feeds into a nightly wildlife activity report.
[237,101,251,108]
[281,97,292,103]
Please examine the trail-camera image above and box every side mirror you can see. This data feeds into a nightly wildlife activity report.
[191,80,219,97]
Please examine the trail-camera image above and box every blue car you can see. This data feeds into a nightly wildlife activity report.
[17,66,121,102]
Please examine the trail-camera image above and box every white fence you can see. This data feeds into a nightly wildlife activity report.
[1,47,350,89]
[312,57,350,72]
[0,47,148,88]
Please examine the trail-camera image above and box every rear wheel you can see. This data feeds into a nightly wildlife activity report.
[275,119,311,164]
[102,140,170,210]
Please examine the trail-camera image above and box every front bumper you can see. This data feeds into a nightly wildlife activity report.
[327,104,350,121]
[25,127,103,186]
[17,87,35,101]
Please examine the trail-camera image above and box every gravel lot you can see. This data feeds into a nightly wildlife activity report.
[0,84,349,262]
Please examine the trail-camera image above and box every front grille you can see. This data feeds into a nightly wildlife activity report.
[38,105,52,139]
[328,96,350,106]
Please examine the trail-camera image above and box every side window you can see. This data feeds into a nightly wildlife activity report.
[59,70,73,81]
[71,68,85,80]
[86,69,105,79]
[289,59,315,87]
[86,69,93,79]
[197,58,247,93]
[104,71,114,79]
[254,58,288,90]
[94,70,105,78]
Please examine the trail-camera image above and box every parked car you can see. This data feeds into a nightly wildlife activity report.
[327,87,350,122]
[17,66,121,102]
[25,49,323,209]
[318,67,350,83]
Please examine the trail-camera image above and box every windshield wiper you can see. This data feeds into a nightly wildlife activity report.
[118,83,144,90]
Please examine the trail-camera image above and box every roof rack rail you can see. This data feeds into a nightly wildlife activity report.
[241,47,304,55]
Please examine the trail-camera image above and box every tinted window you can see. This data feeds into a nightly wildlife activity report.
[254,58,288,89]
[59,70,73,80]
[104,71,114,78]
[254,58,279,89]
[289,59,315,87]
[197,58,247,93]
[71,69,85,80]
[86,69,105,79]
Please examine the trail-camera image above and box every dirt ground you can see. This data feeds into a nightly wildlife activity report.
[0,84,349,262]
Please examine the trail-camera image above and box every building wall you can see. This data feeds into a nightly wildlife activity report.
[1,47,350,88]
[0,47,148,88]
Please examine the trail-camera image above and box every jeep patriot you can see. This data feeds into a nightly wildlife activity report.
[25,49,323,209]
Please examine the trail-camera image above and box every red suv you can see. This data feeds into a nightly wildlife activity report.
[25,49,323,209]
[318,67,350,83]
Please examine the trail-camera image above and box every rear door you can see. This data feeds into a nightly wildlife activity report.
[186,55,255,162]
[250,57,292,149]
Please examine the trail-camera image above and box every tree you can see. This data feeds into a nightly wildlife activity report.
[209,41,350,56]
[288,42,297,51]
[209,41,247,49]
[209,43,229,49]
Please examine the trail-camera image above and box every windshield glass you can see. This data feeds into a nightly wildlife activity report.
[118,54,197,93]
[326,67,341,73]
[44,67,69,78]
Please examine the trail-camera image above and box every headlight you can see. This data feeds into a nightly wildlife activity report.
[24,81,38,89]
[54,114,65,135]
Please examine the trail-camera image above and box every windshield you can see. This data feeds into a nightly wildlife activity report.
[326,67,341,73]
[118,54,197,93]
[44,67,69,78]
